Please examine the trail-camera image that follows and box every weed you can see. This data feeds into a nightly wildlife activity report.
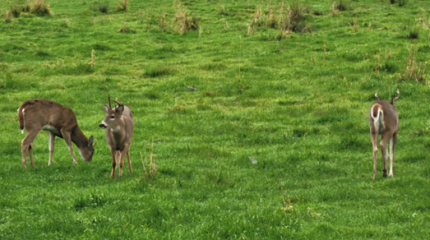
[409,31,419,39]
[398,0,407,7]
[118,24,135,33]
[90,49,95,68]
[116,0,128,12]
[219,4,228,16]
[281,2,311,33]
[351,18,359,32]
[172,2,199,34]
[3,9,13,23]
[97,1,109,14]
[140,142,157,180]
[143,66,175,78]
[336,0,349,11]
[10,3,21,18]
[30,0,52,16]
[331,2,339,16]
[281,188,293,212]
[398,47,427,84]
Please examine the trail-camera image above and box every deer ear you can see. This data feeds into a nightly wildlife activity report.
[103,104,109,112]
[116,105,124,114]
[89,136,94,145]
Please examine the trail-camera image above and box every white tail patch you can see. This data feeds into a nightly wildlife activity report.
[371,106,384,134]
[21,109,25,134]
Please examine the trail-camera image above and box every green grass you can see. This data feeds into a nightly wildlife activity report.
[1,0,430,238]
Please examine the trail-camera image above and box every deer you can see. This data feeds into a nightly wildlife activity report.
[18,99,95,168]
[99,96,134,179]
[369,89,400,180]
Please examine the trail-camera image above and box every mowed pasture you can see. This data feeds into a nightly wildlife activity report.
[1,0,430,238]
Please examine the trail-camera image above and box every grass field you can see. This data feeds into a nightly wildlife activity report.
[1,0,430,238]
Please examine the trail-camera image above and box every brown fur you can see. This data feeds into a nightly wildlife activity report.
[369,91,399,180]
[18,99,94,168]
[99,98,134,178]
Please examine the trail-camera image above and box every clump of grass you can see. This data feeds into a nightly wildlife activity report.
[331,2,339,16]
[144,66,175,78]
[250,2,311,37]
[218,4,228,16]
[30,0,52,16]
[10,3,21,18]
[335,0,349,11]
[116,0,127,12]
[281,2,311,33]
[97,1,109,14]
[398,47,427,84]
[409,31,419,39]
[118,24,135,33]
[172,1,199,34]
[140,142,157,180]
[3,9,13,23]
[350,18,359,32]
[398,0,407,7]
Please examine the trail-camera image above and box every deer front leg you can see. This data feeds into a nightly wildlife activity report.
[62,131,78,165]
[110,148,117,178]
[48,132,55,166]
[118,148,128,179]
[126,148,132,174]
[371,133,378,180]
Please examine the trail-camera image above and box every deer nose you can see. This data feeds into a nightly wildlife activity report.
[99,123,107,129]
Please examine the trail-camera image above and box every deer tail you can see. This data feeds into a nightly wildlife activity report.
[18,105,25,134]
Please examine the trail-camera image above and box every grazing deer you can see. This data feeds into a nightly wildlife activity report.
[18,99,95,168]
[99,96,134,178]
[369,89,400,180]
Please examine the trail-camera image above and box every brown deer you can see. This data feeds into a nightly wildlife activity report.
[18,99,95,168]
[99,96,134,178]
[369,89,400,180]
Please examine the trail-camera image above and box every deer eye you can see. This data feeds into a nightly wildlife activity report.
[110,115,115,119]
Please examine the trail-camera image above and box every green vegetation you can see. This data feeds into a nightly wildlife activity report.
[1,0,430,238]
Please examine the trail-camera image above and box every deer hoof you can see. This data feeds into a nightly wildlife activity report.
[382,169,388,177]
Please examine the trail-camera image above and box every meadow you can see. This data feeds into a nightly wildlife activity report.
[1,0,430,238]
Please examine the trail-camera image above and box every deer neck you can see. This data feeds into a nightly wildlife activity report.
[71,127,89,149]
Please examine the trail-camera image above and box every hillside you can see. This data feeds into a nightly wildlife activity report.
[1,0,430,238]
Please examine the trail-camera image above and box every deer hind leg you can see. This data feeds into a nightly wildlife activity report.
[389,133,397,177]
[126,148,132,174]
[48,132,55,166]
[62,130,77,164]
[371,132,379,180]
[380,132,392,178]
[21,130,39,168]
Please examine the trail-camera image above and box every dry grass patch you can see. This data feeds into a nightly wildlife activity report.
[398,47,427,84]
[172,1,199,34]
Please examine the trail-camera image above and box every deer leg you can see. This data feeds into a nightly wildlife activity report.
[126,148,132,174]
[28,144,35,168]
[380,133,391,178]
[389,133,397,177]
[21,131,39,168]
[118,149,127,179]
[62,131,77,164]
[48,132,55,166]
[371,132,379,180]
[110,148,116,178]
